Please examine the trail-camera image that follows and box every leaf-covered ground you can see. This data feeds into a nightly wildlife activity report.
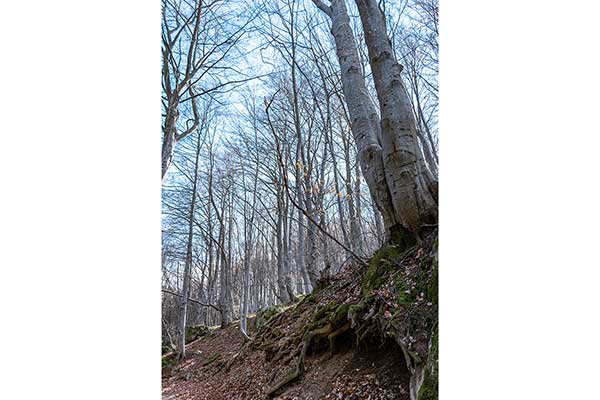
[163,231,437,399]
[162,322,409,400]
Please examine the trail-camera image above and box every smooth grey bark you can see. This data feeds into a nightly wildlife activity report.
[313,0,437,241]
[351,0,437,396]
[240,230,251,339]
[224,184,235,325]
[287,3,320,289]
[318,140,332,273]
[372,199,384,246]
[305,31,359,265]
[304,195,319,286]
[354,0,438,235]
[195,252,208,324]
[205,179,215,326]
[294,152,309,293]
[211,171,233,328]
[293,119,318,292]
[312,49,352,256]
[312,0,398,237]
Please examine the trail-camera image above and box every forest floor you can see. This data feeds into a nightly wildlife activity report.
[163,231,437,400]
[162,321,409,400]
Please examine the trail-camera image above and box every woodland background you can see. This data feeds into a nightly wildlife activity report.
[2,1,600,399]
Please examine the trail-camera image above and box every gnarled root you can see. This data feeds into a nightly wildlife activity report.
[222,341,251,373]
[266,324,333,398]
[326,322,350,359]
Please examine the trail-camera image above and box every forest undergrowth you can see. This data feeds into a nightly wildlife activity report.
[163,230,438,400]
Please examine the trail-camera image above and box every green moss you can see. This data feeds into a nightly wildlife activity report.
[397,250,438,309]
[303,301,352,335]
[418,323,438,400]
[256,305,284,329]
[162,353,177,375]
[312,301,338,323]
[331,303,350,325]
[185,325,209,343]
[305,292,317,303]
[392,275,409,305]
[263,305,283,320]
[362,245,404,298]
[348,302,367,317]
[304,317,328,333]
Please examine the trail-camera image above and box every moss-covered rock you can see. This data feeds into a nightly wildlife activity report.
[185,325,209,343]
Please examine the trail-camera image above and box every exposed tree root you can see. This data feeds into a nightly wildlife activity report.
[266,323,333,398]
[222,341,250,372]
[202,353,222,367]
[271,336,293,364]
[257,231,438,399]
[326,322,350,359]
[265,368,301,398]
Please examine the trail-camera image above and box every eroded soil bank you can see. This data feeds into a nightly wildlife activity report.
[163,231,438,400]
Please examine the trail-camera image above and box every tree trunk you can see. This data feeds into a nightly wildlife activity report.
[354,0,438,237]
[240,161,258,339]
[176,130,202,360]
[276,183,292,303]
[313,0,437,242]
[312,0,398,238]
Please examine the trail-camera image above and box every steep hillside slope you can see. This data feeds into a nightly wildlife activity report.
[163,231,438,400]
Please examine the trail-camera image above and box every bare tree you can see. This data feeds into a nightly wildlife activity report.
[162,0,257,180]
[176,113,206,359]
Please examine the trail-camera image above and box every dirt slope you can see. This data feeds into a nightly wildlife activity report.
[163,231,438,400]
[163,322,409,400]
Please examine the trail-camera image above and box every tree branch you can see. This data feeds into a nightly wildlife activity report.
[162,289,221,312]
[311,0,332,17]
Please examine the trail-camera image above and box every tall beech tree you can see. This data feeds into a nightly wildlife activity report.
[312,0,437,242]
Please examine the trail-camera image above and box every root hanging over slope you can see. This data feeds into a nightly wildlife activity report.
[248,230,439,399]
